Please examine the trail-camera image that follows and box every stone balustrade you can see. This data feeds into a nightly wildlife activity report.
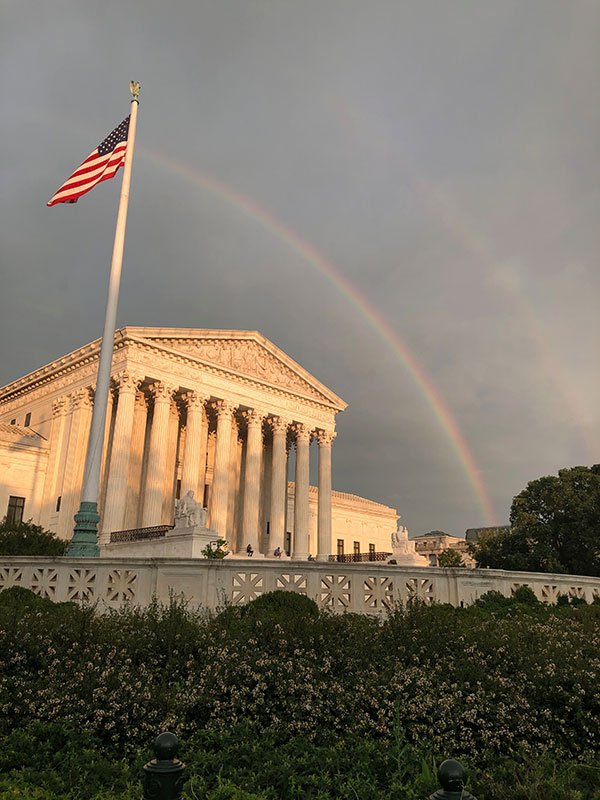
[1,557,599,614]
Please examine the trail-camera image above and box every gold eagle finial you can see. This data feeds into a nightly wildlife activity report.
[130,81,141,101]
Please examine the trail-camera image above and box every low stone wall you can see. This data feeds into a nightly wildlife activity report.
[1,556,599,613]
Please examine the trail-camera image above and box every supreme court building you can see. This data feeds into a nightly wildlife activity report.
[0,327,397,559]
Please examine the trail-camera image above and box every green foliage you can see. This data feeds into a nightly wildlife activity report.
[243,590,319,619]
[437,548,464,568]
[201,538,229,559]
[470,465,600,576]
[511,586,539,606]
[2,590,600,798]
[0,518,67,556]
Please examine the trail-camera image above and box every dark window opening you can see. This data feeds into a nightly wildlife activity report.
[10,419,16,425]
[24,412,31,427]
[56,496,61,512]
[285,531,291,556]
[7,496,25,525]
[369,543,376,561]
[353,541,360,556]
[337,539,344,556]
[176,479,181,500]
[202,483,209,508]
[266,521,270,536]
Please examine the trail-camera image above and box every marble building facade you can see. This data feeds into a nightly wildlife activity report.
[0,327,397,558]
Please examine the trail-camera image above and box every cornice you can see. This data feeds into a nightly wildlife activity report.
[0,328,344,421]
[287,481,398,516]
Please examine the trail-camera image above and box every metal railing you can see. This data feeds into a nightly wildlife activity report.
[110,524,174,543]
[328,551,392,563]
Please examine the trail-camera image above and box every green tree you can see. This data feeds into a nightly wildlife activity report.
[437,548,464,567]
[469,465,600,576]
[0,518,67,556]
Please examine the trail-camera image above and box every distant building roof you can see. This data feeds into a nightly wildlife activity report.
[411,530,458,541]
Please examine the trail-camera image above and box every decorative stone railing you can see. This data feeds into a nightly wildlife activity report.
[0,557,599,613]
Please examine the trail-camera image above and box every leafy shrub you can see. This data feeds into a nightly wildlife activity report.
[0,518,67,556]
[512,585,539,606]
[2,588,600,798]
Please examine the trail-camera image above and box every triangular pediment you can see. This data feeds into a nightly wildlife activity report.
[125,328,346,410]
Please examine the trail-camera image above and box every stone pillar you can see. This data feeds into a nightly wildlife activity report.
[124,390,148,530]
[142,382,175,527]
[269,416,288,555]
[211,400,236,539]
[292,423,311,560]
[101,372,141,538]
[241,409,265,556]
[58,388,93,539]
[40,396,69,530]
[180,392,208,504]
[316,430,335,562]
[162,399,181,522]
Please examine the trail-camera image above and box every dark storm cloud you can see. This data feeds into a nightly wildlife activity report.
[1,0,598,535]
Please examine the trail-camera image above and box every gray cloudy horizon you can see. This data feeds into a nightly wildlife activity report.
[1,1,599,537]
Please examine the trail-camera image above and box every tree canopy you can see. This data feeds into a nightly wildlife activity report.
[0,519,67,556]
[469,465,600,576]
[437,548,464,568]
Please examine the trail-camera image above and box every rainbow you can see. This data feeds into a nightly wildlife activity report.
[326,95,600,460]
[137,146,497,525]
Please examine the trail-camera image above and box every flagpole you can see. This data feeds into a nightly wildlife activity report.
[67,81,140,557]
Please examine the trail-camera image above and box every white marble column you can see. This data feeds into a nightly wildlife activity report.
[40,396,69,530]
[180,392,208,504]
[316,429,335,562]
[211,400,236,539]
[226,415,240,546]
[269,416,288,554]
[124,390,148,529]
[162,398,181,522]
[142,382,175,527]
[292,423,311,560]
[102,372,141,537]
[241,409,265,556]
[58,388,93,538]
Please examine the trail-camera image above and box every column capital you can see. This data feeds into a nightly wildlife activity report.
[268,415,289,435]
[242,408,267,427]
[71,387,93,410]
[113,371,143,396]
[149,381,176,404]
[292,422,312,444]
[315,429,336,447]
[182,390,210,411]
[135,389,148,409]
[52,395,70,417]
[212,399,238,420]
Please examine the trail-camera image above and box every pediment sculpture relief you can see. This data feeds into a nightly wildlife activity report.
[148,338,326,401]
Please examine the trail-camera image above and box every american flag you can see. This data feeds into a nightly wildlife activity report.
[47,116,130,207]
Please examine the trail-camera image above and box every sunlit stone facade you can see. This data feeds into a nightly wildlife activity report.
[0,327,397,558]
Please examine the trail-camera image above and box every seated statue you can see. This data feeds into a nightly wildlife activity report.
[174,490,206,528]
[391,523,412,554]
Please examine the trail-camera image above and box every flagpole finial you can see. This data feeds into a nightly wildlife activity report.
[130,81,140,102]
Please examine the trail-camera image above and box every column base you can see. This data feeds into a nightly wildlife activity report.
[67,501,100,557]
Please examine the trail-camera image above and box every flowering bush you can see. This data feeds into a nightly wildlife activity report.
[1,588,600,798]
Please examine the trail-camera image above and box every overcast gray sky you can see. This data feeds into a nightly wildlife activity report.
[1,1,598,536]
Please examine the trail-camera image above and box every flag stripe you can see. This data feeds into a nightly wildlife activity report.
[47,116,130,207]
